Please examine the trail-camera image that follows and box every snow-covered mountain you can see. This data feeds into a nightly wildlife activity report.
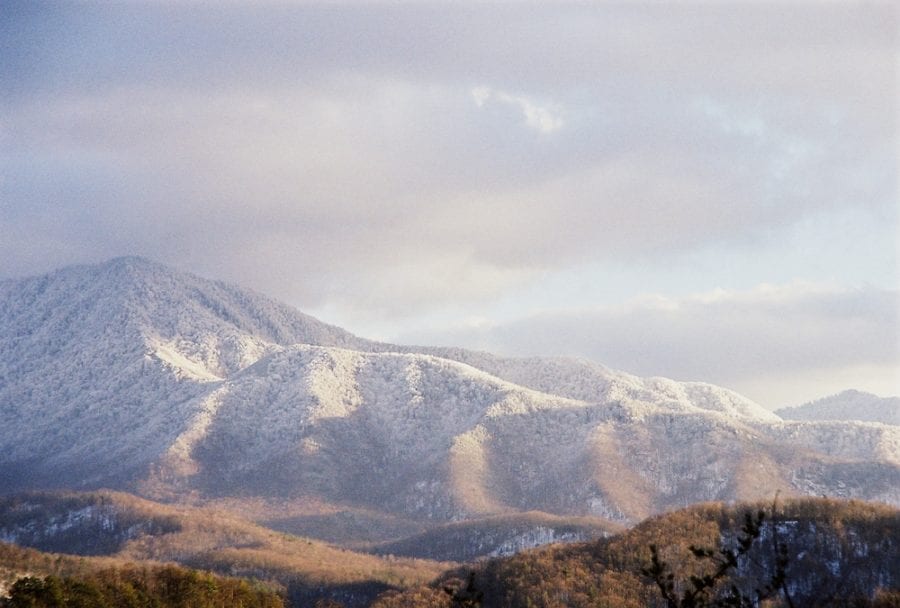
[1,258,898,525]
[0,257,373,491]
[777,390,899,426]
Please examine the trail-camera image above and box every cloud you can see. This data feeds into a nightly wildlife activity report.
[398,283,900,406]
[0,2,896,325]
[471,86,564,134]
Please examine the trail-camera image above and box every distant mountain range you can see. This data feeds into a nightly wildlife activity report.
[1,257,897,532]
[778,390,899,425]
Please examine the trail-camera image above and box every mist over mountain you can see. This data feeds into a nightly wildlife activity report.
[1,258,897,528]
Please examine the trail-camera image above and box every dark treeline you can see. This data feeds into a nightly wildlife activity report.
[1,564,283,608]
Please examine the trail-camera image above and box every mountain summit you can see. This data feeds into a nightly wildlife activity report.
[1,258,897,524]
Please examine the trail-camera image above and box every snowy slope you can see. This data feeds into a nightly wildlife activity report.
[413,349,781,423]
[777,390,900,425]
[0,257,370,489]
[1,258,898,526]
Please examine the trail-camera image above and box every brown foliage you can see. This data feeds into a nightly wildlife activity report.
[372,498,900,608]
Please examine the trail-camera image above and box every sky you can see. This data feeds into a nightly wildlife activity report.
[1,2,897,408]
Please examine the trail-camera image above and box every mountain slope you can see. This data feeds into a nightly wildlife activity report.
[777,390,900,425]
[370,511,622,562]
[138,342,898,522]
[1,258,898,528]
[0,257,373,490]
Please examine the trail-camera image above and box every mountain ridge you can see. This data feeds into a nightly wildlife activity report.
[777,389,899,426]
[1,257,897,528]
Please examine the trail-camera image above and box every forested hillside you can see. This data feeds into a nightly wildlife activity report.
[373,498,900,608]
[0,542,283,608]
[0,491,448,607]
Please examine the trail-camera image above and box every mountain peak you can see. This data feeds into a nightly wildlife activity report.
[51,255,164,280]
[99,255,177,280]
[104,254,158,268]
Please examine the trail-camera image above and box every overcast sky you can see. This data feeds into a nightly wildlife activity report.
[1,2,897,407]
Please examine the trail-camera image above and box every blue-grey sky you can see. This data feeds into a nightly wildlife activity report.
[1,1,897,407]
